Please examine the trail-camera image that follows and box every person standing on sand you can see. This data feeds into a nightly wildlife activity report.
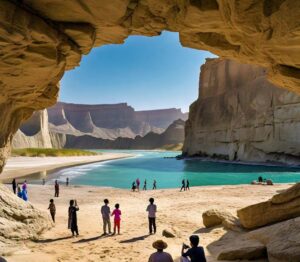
[111,203,121,235]
[153,179,157,190]
[22,187,28,201]
[54,180,59,197]
[186,180,190,191]
[66,177,69,186]
[181,235,206,262]
[48,199,56,223]
[132,181,136,192]
[68,200,79,237]
[147,198,157,234]
[180,179,186,192]
[101,199,111,235]
[148,240,174,262]
[136,178,140,191]
[143,179,147,190]
[12,179,17,194]
[42,179,45,185]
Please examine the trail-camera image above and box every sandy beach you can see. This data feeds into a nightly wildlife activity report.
[2,183,292,262]
[0,152,133,181]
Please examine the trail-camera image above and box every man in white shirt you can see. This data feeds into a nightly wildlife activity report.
[146,197,157,234]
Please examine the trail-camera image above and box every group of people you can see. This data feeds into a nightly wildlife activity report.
[12,178,28,201]
[251,176,274,185]
[131,178,157,191]
[180,179,190,191]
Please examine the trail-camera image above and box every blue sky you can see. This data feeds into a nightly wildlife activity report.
[60,31,216,112]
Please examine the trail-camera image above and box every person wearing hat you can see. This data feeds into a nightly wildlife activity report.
[148,240,174,262]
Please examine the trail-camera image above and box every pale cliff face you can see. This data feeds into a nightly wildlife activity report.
[183,58,300,164]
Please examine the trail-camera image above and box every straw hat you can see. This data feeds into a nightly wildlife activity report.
[152,240,168,250]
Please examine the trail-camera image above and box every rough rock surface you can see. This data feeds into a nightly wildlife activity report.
[183,58,300,165]
[0,185,53,254]
[1,0,300,173]
[237,183,300,229]
[202,209,241,232]
[216,217,300,262]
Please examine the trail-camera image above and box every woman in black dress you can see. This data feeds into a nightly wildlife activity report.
[68,200,79,237]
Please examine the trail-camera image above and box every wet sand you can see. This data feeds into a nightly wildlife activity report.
[0,153,133,181]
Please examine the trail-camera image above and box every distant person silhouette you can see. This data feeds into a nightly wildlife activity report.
[48,199,56,222]
[136,178,140,191]
[68,199,79,237]
[186,180,190,191]
[66,177,69,186]
[153,179,157,190]
[143,179,147,190]
[42,178,45,185]
[12,178,17,194]
[132,182,136,192]
[180,179,186,191]
[258,176,263,183]
[17,186,22,198]
[54,180,59,197]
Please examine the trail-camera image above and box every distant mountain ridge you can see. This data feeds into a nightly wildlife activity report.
[46,102,187,140]
[12,102,187,149]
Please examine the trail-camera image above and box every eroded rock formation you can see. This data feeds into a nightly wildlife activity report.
[183,58,300,164]
[1,0,300,173]
[0,184,53,254]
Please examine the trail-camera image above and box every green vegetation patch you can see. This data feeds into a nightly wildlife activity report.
[11,148,99,157]
[158,143,183,151]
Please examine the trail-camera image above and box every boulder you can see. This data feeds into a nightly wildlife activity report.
[162,227,181,238]
[202,209,241,231]
[218,241,267,260]
[0,185,53,254]
[237,183,300,229]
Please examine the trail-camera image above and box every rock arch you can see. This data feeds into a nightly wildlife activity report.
[0,0,300,172]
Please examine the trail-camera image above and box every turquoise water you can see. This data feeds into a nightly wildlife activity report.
[45,150,300,189]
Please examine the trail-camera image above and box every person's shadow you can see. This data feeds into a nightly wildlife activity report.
[34,236,72,243]
[119,234,150,243]
[73,233,110,243]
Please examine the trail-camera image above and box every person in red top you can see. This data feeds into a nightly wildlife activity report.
[111,203,121,235]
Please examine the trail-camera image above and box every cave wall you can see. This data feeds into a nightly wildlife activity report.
[183,58,300,164]
[1,0,300,172]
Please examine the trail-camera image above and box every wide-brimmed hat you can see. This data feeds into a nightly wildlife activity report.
[152,240,168,250]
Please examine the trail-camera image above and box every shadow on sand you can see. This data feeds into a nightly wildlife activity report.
[34,236,73,243]
[73,234,111,243]
[120,234,150,243]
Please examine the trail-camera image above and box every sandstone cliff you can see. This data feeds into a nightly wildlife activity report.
[183,58,300,165]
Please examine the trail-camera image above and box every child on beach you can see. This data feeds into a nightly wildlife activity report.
[48,199,56,222]
[111,203,121,235]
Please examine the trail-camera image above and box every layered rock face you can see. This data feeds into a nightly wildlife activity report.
[47,102,187,138]
[63,119,185,150]
[1,0,300,173]
[183,58,300,164]
[12,110,52,149]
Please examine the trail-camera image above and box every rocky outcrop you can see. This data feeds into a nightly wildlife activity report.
[237,183,300,229]
[12,110,52,149]
[1,0,300,173]
[62,119,185,150]
[183,58,300,165]
[0,185,53,254]
[202,209,241,232]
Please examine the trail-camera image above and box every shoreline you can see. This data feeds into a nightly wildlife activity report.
[0,152,134,182]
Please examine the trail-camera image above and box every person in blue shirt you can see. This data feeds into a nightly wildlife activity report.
[181,235,206,262]
[17,186,22,198]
